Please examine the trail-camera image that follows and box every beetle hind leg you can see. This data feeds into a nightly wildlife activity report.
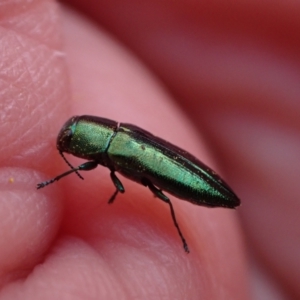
[142,178,190,253]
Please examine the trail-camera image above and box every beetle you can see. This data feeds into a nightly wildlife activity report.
[37,115,240,253]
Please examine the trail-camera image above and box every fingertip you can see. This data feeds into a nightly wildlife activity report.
[0,167,63,286]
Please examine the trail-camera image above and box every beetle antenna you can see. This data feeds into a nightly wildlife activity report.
[60,151,84,180]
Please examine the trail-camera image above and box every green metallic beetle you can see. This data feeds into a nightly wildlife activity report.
[37,115,240,252]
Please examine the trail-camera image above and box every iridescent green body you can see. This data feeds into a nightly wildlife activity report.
[37,115,240,252]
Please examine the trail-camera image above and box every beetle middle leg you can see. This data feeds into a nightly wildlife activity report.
[108,171,125,204]
[142,178,189,253]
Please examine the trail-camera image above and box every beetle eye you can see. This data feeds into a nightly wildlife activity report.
[63,128,72,139]
[56,116,80,153]
[57,128,73,152]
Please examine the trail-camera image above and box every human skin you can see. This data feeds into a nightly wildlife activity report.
[0,0,299,299]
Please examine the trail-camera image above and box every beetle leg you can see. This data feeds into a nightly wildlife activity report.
[143,178,189,253]
[37,161,98,189]
[108,171,125,204]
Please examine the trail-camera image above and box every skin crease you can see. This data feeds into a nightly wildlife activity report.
[0,0,299,299]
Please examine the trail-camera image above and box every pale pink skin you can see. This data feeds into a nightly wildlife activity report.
[0,0,299,299]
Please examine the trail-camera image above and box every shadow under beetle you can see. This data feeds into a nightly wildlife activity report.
[37,115,240,253]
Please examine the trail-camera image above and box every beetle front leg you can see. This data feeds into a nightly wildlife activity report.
[108,171,125,204]
[37,161,98,189]
[142,178,190,253]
